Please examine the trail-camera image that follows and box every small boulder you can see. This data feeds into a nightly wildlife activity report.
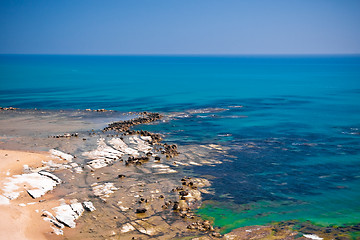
[135,208,147,214]
[82,201,96,212]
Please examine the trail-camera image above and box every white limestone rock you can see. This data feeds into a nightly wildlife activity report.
[109,138,139,156]
[129,136,152,153]
[151,164,177,174]
[2,171,62,200]
[92,182,118,200]
[82,201,96,212]
[140,136,152,142]
[0,195,10,205]
[87,159,111,169]
[38,171,62,184]
[43,217,65,229]
[50,149,74,162]
[121,223,136,233]
[83,138,123,169]
[303,234,323,240]
[22,165,31,173]
[53,203,84,228]
[50,226,64,235]
[70,202,84,216]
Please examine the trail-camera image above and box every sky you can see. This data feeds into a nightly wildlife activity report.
[0,0,360,55]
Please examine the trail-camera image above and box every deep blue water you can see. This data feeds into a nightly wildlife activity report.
[1,55,360,230]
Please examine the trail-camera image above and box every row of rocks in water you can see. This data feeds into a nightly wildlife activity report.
[0,106,18,110]
[85,108,114,112]
[104,112,162,132]
[170,177,220,236]
[160,143,179,158]
[49,133,79,138]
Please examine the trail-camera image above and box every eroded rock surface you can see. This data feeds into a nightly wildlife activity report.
[2,171,62,200]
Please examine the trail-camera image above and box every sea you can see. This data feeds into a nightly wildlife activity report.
[1,55,360,233]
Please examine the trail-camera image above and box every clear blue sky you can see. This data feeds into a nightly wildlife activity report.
[1,0,360,55]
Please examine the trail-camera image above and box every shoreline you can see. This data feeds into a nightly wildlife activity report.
[0,149,60,240]
[0,108,358,239]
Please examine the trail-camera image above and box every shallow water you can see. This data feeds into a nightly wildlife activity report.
[1,55,360,233]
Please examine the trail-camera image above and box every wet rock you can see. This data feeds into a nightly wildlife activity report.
[186,220,214,232]
[135,208,147,214]
[51,133,78,138]
[179,190,189,197]
[94,109,113,112]
[172,201,179,210]
[104,112,162,132]
[0,106,17,111]
[211,232,221,237]
[161,143,179,158]
[178,200,189,211]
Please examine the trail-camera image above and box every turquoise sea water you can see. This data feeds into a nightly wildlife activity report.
[1,55,360,232]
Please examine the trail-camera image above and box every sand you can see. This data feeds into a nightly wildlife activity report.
[0,150,58,240]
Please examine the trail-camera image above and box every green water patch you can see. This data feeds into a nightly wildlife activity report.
[197,187,360,234]
[349,231,360,240]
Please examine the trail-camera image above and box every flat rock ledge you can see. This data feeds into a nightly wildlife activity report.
[42,201,96,234]
[2,171,62,200]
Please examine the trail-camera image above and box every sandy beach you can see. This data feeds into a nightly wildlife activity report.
[0,150,58,240]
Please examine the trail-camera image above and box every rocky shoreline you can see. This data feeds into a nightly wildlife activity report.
[0,109,358,240]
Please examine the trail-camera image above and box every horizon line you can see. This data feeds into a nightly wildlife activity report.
[1,53,360,57]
